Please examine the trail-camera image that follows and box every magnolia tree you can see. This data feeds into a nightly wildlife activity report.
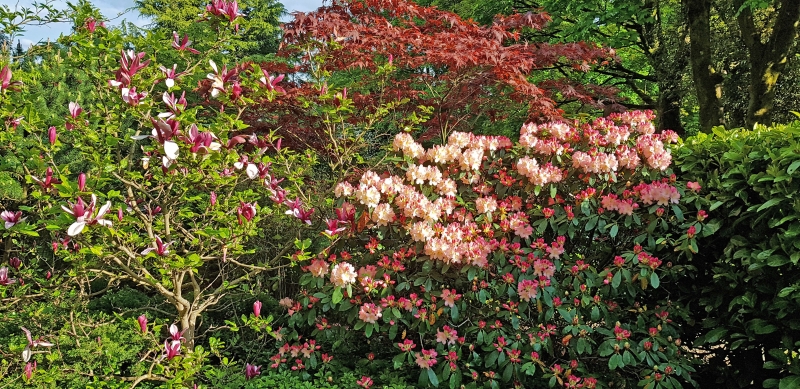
[0,2,315,385]
[273,112,714,388]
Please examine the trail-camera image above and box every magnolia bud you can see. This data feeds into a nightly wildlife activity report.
[48,126,57,145]
[78,173,86,192]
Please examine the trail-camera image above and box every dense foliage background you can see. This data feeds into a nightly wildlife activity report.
[1,0,799,388]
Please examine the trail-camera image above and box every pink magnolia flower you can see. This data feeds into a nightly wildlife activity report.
[31,167,61,191]
[171,31,200,54]
[21,327,54,362]
[121,87,147,106]
[253,301,262,318]
[169,324,186,342]
[0,266,16,286]
[65,102,83,130]
[48,126,57,145]
[206,0,242,22]
[131,118,181,167]
[141,236,173,256]
[162,91,187,115]
[183,124,221,153]
[206,60,238,98]
[159,64,184,89]
[84,17,105,33]
[9,257,21,270]
[210,191,217,207]
[1,210,23,229]
[0,65,22,93]
[61,194,113,236]
[164,340,181,360]
[244,363,261,380]
[109,50,150,89]
[137,315,148,334]
[284,198,314,225]
[23,361,35,381]
[323,219,346,237]
[237,201,257,224]
[258,68,286,94]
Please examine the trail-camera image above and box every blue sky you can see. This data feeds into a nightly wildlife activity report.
[0,0,324,48]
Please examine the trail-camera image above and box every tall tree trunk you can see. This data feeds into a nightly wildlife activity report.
[684,0,723,133]
[734,0,800,127]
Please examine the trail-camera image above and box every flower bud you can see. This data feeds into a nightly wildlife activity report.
[78,173,86,192]
[48,126,57,145]
[253,300,262,318]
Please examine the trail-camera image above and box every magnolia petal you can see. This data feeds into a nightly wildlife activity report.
[166,78,175,89]
[246,163,259,180]
[22,346,31,362]
[4,221,14,229]
[209,60,218,73]
[67,221,86,236]
[141,247,154,255]
[130,134,150,140]
[97,201,112,219]
[33,340,54,347]
[164,141,179,160]
[61,205,75,216]
[209,142,221,151]
[96,219,113,227]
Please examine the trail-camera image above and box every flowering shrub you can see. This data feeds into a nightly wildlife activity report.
[279,112,713,388]
[0,2,314,386]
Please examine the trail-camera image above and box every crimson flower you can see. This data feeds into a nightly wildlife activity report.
[84,17,105,32]
[171,31,200,54]
[1,210,23,229]
[9,257,21,270]
[141,236,173,256]
[0,267,15,286]
[244,363,261,380]
[206,60,238,98]
[210,191,217,207]
[164,340,181,360]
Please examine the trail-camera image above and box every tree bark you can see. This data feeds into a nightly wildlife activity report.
[734,0,800,127]
[684,0,723,133]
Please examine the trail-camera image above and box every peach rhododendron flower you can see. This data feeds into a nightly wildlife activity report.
[358,303,382,323]
[308,259,329,277]
[517,279,539,301]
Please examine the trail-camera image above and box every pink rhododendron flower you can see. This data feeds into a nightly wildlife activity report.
[517,279,539,302]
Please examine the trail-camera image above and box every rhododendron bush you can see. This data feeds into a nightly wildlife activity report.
[279,111,713,388]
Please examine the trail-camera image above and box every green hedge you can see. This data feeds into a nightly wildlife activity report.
[675,122,800,388]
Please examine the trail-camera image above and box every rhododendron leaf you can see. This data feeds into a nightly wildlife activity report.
[671,205,684,221]
[612,271,622,288]
[365,323,374,337]
[389,324,397,340]
[332,287,343,304]
[427,367,439,387]
[450,304,459,320]
[502,363,513,382]
[650,272,660,288]
[449,370,462,389]
[609,353,622,369]
[610,224,619,238]
[392,353,405,369]
[485,351,498,367]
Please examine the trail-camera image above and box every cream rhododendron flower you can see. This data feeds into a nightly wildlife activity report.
[330,262,357,287]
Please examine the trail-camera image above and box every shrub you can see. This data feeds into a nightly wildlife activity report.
[274,112,712,388]
[675,123,800,388]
